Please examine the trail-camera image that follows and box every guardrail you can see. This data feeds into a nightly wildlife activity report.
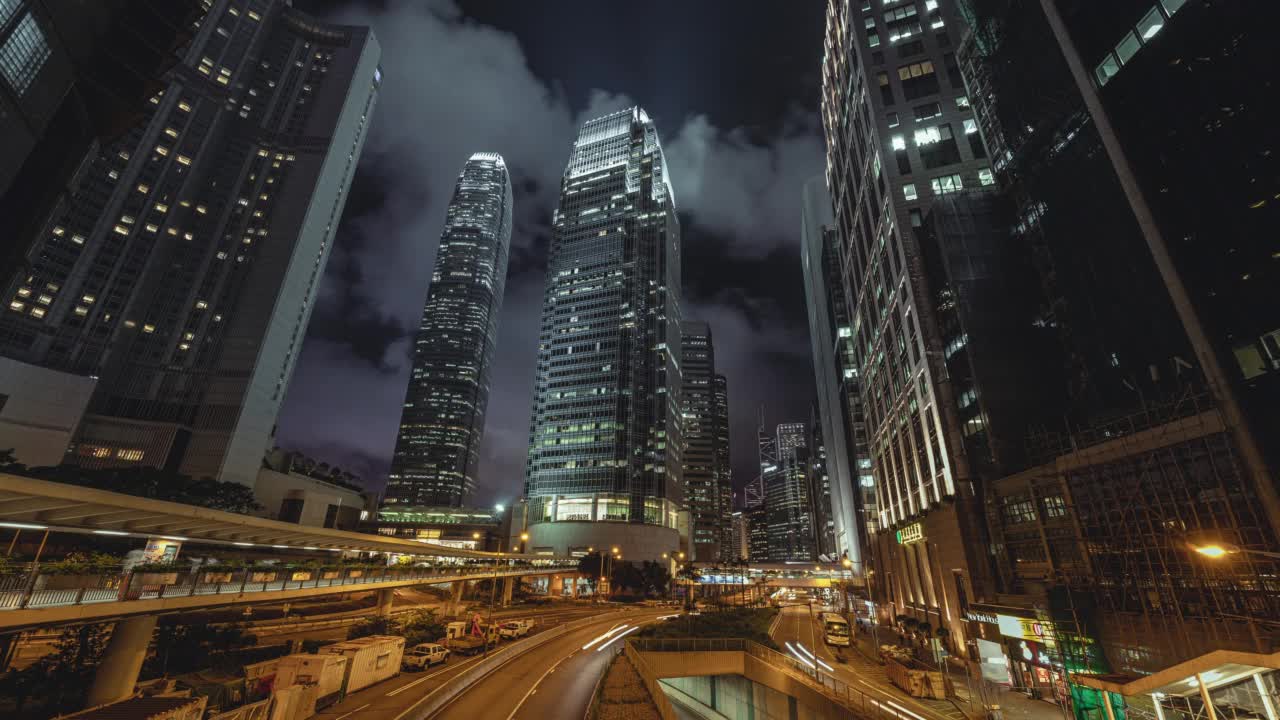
[405,610,629,719]
[0,562,576,612]
[630,637,926,720]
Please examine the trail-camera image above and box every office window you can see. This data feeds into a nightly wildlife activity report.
[1160,0,1186,15]
[878,71,894,105]
[891,134,906,151]
[930,173,963,195]
[887,112,900,128]
[0,0,20,25]
[1137,7,1164,40]
[0,12,52,94]
[1095,53,1121,86]
[913,102,941,121]
[1115,30,1142,65]
[903,183,918,201]
[897,60,939,100]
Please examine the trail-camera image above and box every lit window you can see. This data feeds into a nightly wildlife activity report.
[956,96,970,109]
[1136,7,1163,40]
[914,127,942,145]
[155,203,168,213]
[82,294,95,304]
[178,100,192,112]
[195,300,208,309]
[145,223,158,233]
[9,301,23,311]
[155,145,169,156]
[1160,0,1186,15]
[887,112,900,128]
[112,224,128,236]
[930,173,963,195]
[137,183,150,194]
[176,155,191,166]
[903,183,918,201]
[51,226,64,236]
[978,168,995,186]
[164,127,179,138]
[963,118,978,135]
[248,10,261,20]
[30,306,45,318]
[143,324,156,333]
[0,12,53,94]
[891,135,906,151]
[196,205,207,214]
[37,294,51,305]
[74,306,88,316]
[16,287,29,297]
[1114,30,1142,65]
[1095,53,1121,86]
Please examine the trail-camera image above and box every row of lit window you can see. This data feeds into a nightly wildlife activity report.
[1095,0,1185,86]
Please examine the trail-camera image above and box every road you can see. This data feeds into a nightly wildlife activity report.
[771,603,964,720]
[308,607,668,720]
[432,608,671,720]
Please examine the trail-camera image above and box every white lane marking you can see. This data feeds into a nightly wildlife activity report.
[332,703,369,720]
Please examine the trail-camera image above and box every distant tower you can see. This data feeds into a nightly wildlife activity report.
[384,153,513,508]
[681,320,721,561]
[523,107,683,561]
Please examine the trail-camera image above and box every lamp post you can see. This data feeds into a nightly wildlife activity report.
[483,537,510,658]
[1192,543,1280,560]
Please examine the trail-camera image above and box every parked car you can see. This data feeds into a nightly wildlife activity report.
[402,643,449,670]
[498,622,524,639]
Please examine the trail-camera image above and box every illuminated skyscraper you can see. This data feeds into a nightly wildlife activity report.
[523,107,684,561]
[383,153,512,508]
[765,422,817,561]
[0,0,381,486]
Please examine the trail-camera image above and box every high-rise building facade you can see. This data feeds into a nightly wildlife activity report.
[820,0,996,647]
[0,0,381,486]
[712,373,733,560]
[765,422,817,562]
[681,320,723,561]
[807,413,837,559]
[523,107,684,561]
[954,0,1280,694]
[801,174,873,567]
[383,153,512,508]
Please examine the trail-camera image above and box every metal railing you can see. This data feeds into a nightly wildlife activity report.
[630,637,935,720]
[0,562,576,612]
[622,640,679,720]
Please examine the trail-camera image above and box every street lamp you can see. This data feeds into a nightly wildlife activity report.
[1192,542,1280,560]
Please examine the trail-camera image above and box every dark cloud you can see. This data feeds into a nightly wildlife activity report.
[278,0,823,502]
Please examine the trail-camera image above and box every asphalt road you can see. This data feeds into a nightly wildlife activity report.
[432,608,672,720]
[305,607,667,720]
[771,603,958,720]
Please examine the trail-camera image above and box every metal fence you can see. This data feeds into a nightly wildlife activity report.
[0,562,576,612]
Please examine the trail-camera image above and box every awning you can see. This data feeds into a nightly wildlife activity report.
[1072,649,1280,697]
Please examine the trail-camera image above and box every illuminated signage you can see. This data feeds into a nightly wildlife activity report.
[1014,639,1060,669]
[965,610,998,624]
[896,523,924,545]
[997,614,1056,647]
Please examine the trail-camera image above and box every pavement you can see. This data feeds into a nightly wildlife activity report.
[771,604,1066,720]
[308,606,669,720]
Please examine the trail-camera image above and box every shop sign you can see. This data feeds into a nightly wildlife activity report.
[896,523,924,545]
[964,610,998,624]
[142,537,182,564]
[1013,639,1060,669]
[997,614,1056,645]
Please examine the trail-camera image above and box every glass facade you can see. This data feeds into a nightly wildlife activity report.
[0,0,382,486]
[524,107,684,538]
[383,153,512,508]
[765,422,817,561]
[681,321,728,561]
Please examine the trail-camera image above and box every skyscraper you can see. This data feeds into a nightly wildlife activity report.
[523,107,684,561]
[383,153,512,508]
[0,0,381,487]
[821,0,995,646]
[801,175,871,567]
[953,0,1280,686]
[765,422,817,561]
[681,320,724,561]
[712,373,733,560]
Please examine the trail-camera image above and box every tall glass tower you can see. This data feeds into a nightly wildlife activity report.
[523,107,684,561]
[384,153,512,508]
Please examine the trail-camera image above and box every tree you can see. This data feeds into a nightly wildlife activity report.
[399,609,446,647]
[609,560,645,596]
[576,552,604,594]
[143,623,256,678]
[676,564,702,609]
[0,622,109,715]
[348,616,396,639]
[637,561,670,597]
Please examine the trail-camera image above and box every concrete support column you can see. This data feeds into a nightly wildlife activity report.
[501,577,514,607]
[86,615,158,707]
[376,588,394,617]
[550,575,565,596]
[444,580,466,617]
[571,577,580,599]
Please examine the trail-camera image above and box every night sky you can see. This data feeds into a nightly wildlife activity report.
[277,0,826,505]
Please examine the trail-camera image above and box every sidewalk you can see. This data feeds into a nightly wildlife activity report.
[846,627,1067,720]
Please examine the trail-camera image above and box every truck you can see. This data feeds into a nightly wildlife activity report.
[402,642,450,670]
[443,620,495,655]
[318,635,404,693]
[497,622,524,639]
[274,653,349,708]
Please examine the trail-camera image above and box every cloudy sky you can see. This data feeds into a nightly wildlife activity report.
[277,0,826,505]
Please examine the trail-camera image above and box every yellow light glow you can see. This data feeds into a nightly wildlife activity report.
[1194,545,1229,558]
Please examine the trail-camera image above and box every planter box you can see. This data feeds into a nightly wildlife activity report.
[135,572,179,585]
[250,571,278,582]
[202,572,234,583]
